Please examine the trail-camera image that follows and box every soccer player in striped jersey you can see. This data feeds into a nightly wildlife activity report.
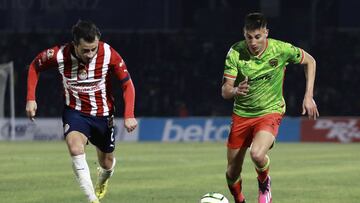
[222,13,319,203]
[25,20,137,203]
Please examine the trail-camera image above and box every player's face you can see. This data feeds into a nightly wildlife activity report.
[74,37,99,64]
[244,27,268,56]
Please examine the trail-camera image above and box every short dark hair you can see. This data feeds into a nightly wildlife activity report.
[244,13,267,31]
[72,20,101,45]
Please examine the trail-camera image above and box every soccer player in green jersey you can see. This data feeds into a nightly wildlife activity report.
[222,13,319,203]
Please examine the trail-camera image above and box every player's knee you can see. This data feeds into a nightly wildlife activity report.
[250,148,265,164]
[67,144,85,156]
[66,132,87,156]
[68,147,84,156]
[66,140,85,155]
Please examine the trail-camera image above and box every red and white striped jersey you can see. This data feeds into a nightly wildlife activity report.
[27,41,135,117]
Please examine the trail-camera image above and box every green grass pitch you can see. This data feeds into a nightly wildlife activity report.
[0,142,359,203]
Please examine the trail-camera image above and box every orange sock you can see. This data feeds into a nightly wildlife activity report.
[226,174,245,203]
[256,167,269,183]
[255,155,270,182]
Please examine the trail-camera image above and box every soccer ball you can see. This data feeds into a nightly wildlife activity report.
[199,192,229,203]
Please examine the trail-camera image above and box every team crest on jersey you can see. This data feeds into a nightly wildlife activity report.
[78,69,87,80]
[269,58,278,67]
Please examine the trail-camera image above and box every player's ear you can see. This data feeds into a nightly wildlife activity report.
[265,29,269,37]
[72,41,80,48]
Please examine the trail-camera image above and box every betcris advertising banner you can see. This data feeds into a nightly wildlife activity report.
[301,117,360,143]
[0,117,301,142]
[139,118,231,142]
[139,117,300,142]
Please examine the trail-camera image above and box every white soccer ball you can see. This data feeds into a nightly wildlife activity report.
[199,192,229,203]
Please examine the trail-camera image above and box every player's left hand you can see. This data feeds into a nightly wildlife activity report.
[124,118,138,133]
[302,97,319,120]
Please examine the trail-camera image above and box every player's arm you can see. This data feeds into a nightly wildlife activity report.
[121,79,137,132]
[300,50,319,120]
[111,48,137,132]
[221,76,249,99]
[26,61,39,121]
[26,47,58,121]
[222,47,249,99]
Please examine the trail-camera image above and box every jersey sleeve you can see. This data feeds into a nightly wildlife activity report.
[224,48,239,80]
[109,47,135,118]
[27,46,59,101]
[281,42,304,64]
[110,47,130,82]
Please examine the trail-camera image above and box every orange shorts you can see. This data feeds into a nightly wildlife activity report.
[227,113,283,149]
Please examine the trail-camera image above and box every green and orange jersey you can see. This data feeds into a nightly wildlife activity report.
[223,38,304,117]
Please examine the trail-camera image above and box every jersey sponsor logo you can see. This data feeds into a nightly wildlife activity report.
[250,73,272,82]
[269,58,278,67]
[78,69,87,80]
[64,79,102,93]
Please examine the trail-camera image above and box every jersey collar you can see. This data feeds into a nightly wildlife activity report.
[257,39,268,58]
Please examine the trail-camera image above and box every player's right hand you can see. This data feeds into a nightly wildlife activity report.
[124,117,138,133]
[233,76,250,96]
[26,100,37,121]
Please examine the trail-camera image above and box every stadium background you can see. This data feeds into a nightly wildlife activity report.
[0,0,359,141]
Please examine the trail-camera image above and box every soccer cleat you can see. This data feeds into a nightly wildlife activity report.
[258,176,272,203]
[95,167,109,200]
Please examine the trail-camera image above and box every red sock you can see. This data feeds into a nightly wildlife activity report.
[256,167,269,183]
[227,180,245,203]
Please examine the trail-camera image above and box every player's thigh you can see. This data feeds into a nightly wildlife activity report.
[251,113,282,154]
[227,113,253,149]
[65,131,88,155]
[251,130,275,156]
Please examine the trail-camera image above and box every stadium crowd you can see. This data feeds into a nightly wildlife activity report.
[0,29,359,117]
